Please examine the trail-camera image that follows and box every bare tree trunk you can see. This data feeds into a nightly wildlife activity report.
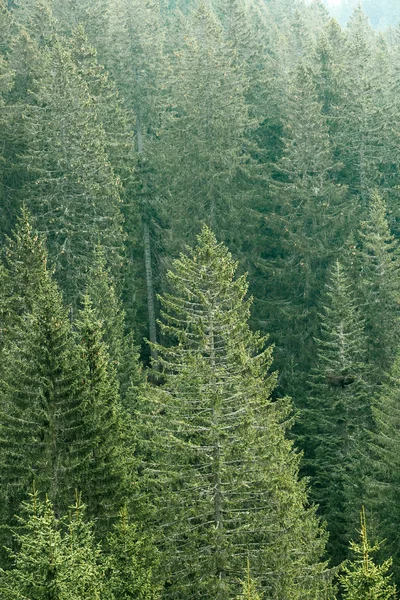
[137,113,159,366]
[209,305,224,591]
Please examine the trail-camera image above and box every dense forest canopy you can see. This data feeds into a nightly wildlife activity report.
[1,0,400,598]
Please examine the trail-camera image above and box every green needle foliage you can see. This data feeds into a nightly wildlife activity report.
[23,35,125,305]
[105,504,160,600]
[304,260,370,564]
[0,231,86,522]
[339,507,397,600]
[369,350,400,581]
[355,191,400,381]
[74,294,127,526]
[0,489,104,600]
[235,559,263,600]
[146,226,333,600]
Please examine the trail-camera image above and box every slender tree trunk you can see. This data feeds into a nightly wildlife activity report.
[143,220,158,355]
[136,111,158,365]
[209,305,224,592]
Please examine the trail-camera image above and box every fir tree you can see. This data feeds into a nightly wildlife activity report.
[235,560,263,600]
[103,0,166,351]
[339,508,396,600]
[152,2,253,250]
[303,260,370,564]
[68,25,135,188]
[336,5,385,201]
[145,226,333,599]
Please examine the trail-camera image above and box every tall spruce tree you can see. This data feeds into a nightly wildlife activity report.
[103,0,165,351]
[259,61,349,400]
[336,5,384,202]
[354,191,400,381]
[86,247,142,400]
[0,230,86,527]
[105,504,160,600]
[22,36,125,306]
[151,2,254,251]
[303,260,370,564]
[144,226,333,599]
[73,294,127,526]
[368,350,400,582]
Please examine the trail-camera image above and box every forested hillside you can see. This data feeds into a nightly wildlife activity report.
[0,0,400,598]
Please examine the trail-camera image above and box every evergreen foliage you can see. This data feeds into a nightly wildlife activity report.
[74,294,127,525]
[146,226,333,599]
[355,191,400,380]
[105,504,160,600]
[0,489,104,600]
[22,35,125,304]
[2,0,400,594]
[235,559,263,600]
[260,60,349,398]
[0,225,85,520]
[152,2,253,251]
[369,350,400,581]
[339,507,397,600]
[304,260,369,563]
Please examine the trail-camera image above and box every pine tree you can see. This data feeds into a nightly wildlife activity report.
[145,226,333,599]
[86,246,142,399]
[0,206,48,326]
[105,504,160,600]
[0,489,104,600]
[102,0,166,351]
[303,260,370,564]
[339,508,396,600]
[22,36,125,305]
[67,25,135,188]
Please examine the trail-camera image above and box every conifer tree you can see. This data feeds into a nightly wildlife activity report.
[368,350,400,581]
[105,504,160,600]
[0,489,104,600]
[260,61,349,399]
[86,247,142,399]
[152,2,255,255]
[22,36,125,305]
[336,5,385,201]
[355,191,400,380]
[74,294,127,525]
[235,560,263,600]
[339,508,396,600]
[303,260,370,564]
[145,226,333,599]
[103,0,165,350]
[0,234,86,522]
[68,25,134,188]
[0,206,48,326]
